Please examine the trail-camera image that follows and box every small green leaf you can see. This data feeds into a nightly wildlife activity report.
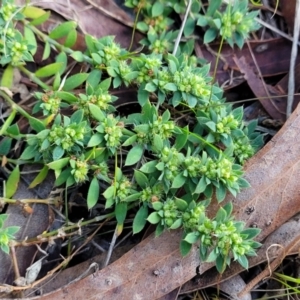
[174,198,188,211]
[53,146,64,160]
[87,177,100,209]
[98,77,111,91]
[184,232,199,244]
[163,82,177,91]
[63,73,89,91]
[206,248,218,262]
[56,91,78,103]
[103,186,115,199]
[145,82,157,93]
[152,1,164,17]
[7,124,20,136]
[87,133,103,147]
[216,184,227,202]
[194,176,207,194]
[88,103,105,121]
[134,170,149,189]
[180,240,192,256]
[152,134,163,152]
[215,255,226,273]
[237,255,248,269]
[175,128,188,151]
[170,218,182,229]
[241,228,261,240]
[123,193,142,202]
[155,223,164,237]
[238,177,251,188]
[6,166,20,198]
[125,145,144,166]
[24,26,37,55]
[140,160,158,173]
[86,69,102,89]
[42,41,51,61]
[20,145,36,160]
[55,168,71,186]
[115,202,127,225]
[204,28,218,44]
[137,86,149,106]
[0,137,12,156]
[35,62,64,78]
[223,202,233,216]
[29,10,51,26]
[197,14,208,27]
[70,109,84,123]
[133,205,149,234]
[64,29,77,48]
[70,51,84,62]
[47,157,70,170]
[152,202,163,210]
[184,17,196,37]
[1,244,9,254]
[215,207,227,223]
[49,21,77,39]
[29,166,49,188]
[23,6,47,19]
[1,64,14,88]
[172,173,186,189]
[122,135,137,147]
[147,212,161,224]
[29,118,45,132]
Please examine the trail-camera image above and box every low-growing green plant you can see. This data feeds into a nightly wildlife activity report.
[0,0,263,273]
[0,214,19,254]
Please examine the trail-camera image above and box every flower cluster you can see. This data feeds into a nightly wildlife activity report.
[183,156,202,178]
[233,137,255,164]
[96,114,124,149]
[0,0,16,22]
[151,116,175,140]
[48,123,86,151]
[220,5,260,41]
[216,114,239,134]
[159,147,184,181]
[70,158,89,183]
[136,54,162,84]
[10,40,28,64]
[92,36,123,66]
[173,66,211,99]
[182,203,206,229]
[40,93,61,115]
[140,184,163,203]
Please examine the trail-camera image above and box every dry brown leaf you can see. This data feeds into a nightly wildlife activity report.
[233,55,286,120]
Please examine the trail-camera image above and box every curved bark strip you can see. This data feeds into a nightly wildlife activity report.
[35,105,300,299]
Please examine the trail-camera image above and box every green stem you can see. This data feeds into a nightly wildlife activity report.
[0,109,17,135]
[0,156,40,165]
[18,65,50,90]
[0,89,44,125]
[181,126,221,154]
[128,5,142,52]
[0,197,60,205]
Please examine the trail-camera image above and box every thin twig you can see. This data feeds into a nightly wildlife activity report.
[286,0,300,117]
[103,226,118,267]
[173,0,192,56]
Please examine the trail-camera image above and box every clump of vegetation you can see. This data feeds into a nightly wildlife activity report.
[0,0,263,273]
